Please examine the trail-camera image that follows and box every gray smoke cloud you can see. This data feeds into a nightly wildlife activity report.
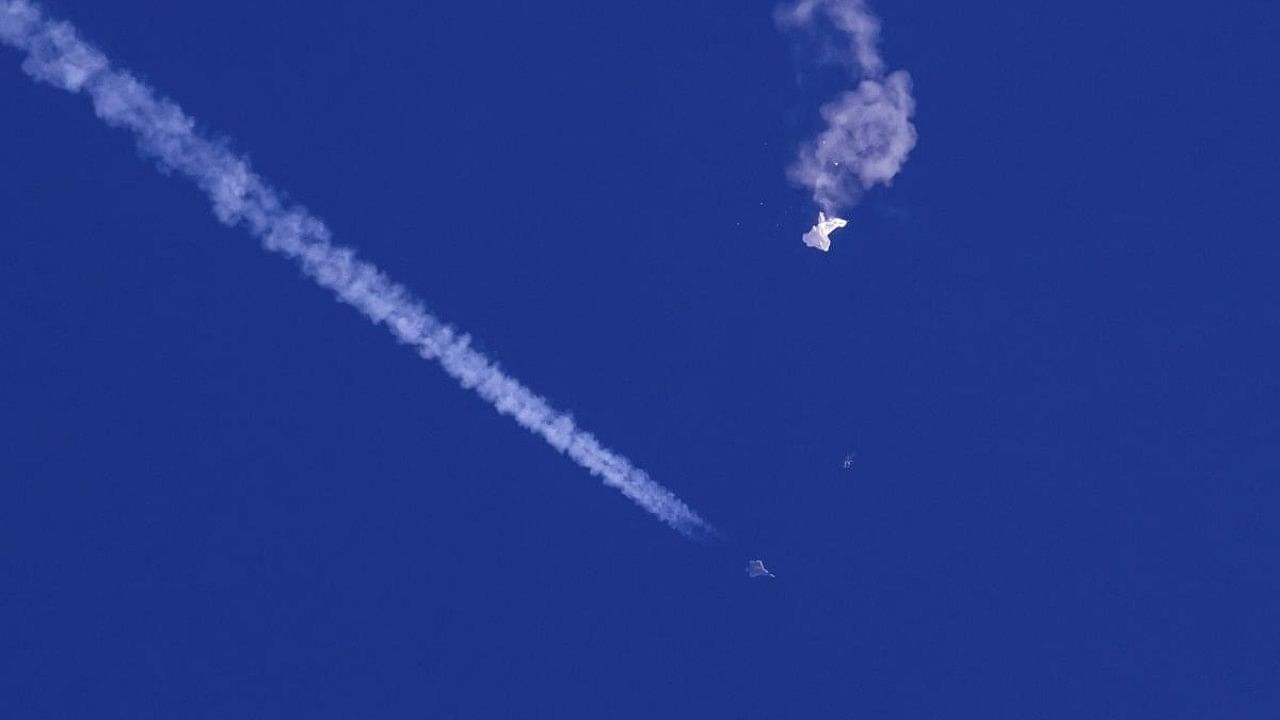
[777,0,917,214]
[0,0,711,537]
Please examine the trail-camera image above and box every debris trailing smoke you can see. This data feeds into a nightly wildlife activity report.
[0,0,711,538]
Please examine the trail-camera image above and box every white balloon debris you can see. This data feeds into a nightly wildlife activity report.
[801,212,849,252]
[746,559,776,578]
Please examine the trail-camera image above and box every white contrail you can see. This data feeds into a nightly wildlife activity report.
[0,1,710,537]
[777,0,917,214]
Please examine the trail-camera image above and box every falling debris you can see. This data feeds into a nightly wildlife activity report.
[777,0,917,243]
[746,560,776,578]
[842,453,856,469]
[802,211,848,252]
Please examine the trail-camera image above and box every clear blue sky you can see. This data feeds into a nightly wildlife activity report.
[3,1,1277,717]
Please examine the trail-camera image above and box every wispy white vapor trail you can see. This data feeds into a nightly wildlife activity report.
[777,0,916,214]
[0,1,710,537]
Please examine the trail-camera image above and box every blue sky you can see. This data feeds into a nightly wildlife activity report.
[2,1,1278,717]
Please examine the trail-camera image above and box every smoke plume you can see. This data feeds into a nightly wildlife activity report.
[777,0,917,214]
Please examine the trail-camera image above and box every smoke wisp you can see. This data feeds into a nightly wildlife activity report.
[777,0,917,214]
[0,0,710,537]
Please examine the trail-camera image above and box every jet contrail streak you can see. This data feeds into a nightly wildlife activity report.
[0,1,710,537]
